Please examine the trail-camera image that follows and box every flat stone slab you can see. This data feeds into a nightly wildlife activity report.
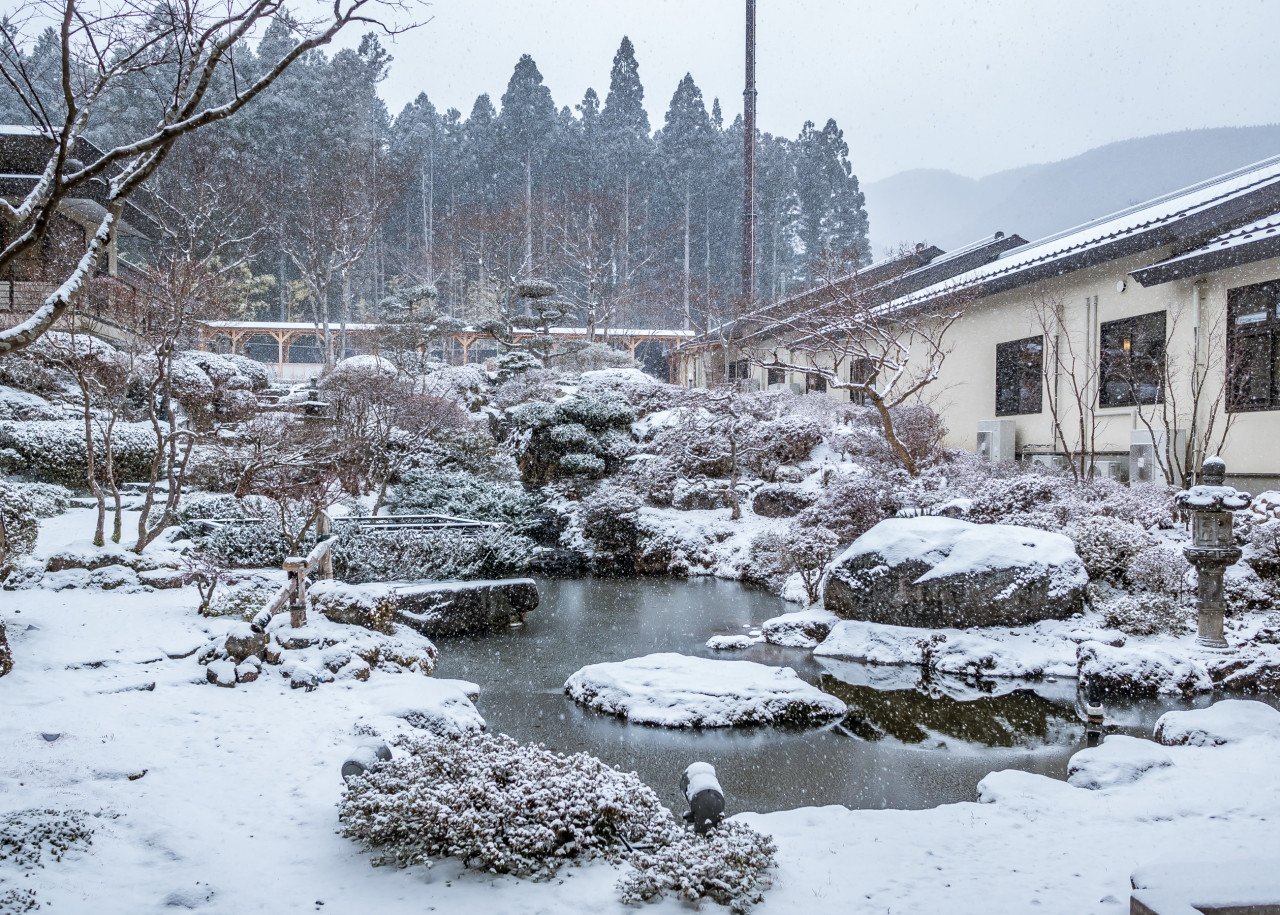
[1131,858,1280,915]
[1154,699,1280,747]
[564,652,846,728]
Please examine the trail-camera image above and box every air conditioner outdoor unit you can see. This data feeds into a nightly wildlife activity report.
[976,419,1016,463]
[1129,429,1187,487]
[1092,459,1128,483]
[1028,452,1068,471]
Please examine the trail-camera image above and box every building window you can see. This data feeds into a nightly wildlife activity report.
[806,372,827,394]
[995,335,1043,416]
[1099,310,1166,408]
[848,358,875,405]
[727,359,750,381]
[1227,279,1280,412]
[766,363,786,386]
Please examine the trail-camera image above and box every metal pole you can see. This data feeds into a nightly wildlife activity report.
[741,0,758,305]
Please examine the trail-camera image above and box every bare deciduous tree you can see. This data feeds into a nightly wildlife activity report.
[0,0,415,355]
[739,250,969,476]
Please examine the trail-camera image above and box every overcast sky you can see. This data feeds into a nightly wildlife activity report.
[369,0,1280,183]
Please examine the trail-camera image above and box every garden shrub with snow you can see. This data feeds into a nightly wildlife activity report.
[338,732,776,911]
[0,419,156,487]
[1098,592,1188,637]
[0,481,72,572]
[332,526,531,583]
[0,808,97,912]
[390,469,538,532]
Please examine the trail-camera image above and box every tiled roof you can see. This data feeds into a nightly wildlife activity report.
[1131,209,1280,285]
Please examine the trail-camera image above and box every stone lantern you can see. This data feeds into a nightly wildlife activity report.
[1174,457,1252,649]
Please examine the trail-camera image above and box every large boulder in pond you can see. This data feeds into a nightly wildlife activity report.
[823,517,1087,628]
[395,579,539,638]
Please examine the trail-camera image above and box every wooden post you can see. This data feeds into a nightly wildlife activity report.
[275,331,287,379]
[317,512,334,580]
[283,556,307,628]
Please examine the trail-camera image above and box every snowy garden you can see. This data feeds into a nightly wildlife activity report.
[3,335,1280,914]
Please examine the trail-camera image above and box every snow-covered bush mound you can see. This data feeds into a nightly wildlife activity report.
[325,354,399,380]
[823,517,1087,628]
[339,731,674,875]
[332,527,531,584]
[564,653,847,727]
[1066,735,1173,790]
[390,469,538,531]
[1154,700,1280,747]
[0,420,157,487]
[618,820,777,913]
[338,732,777,912]
[0,482,71,572]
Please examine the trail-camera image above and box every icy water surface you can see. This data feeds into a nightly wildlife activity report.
[434,576,1218,815]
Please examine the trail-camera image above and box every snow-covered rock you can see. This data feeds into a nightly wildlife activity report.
[823,517,1087,628]
[1066,735,1173,789]
[1076,640,1214,696]
[564,652,847,728]
[705,634,757,650]
[1154,699,1280,747]
[815,618,1077,679]
[762,608,839,649]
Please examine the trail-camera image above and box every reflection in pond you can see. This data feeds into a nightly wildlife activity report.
[823,675,1083,748]
[434,576,1248,814]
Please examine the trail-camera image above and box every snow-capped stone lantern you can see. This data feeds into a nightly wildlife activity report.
[1174,457,1252,649]
[682,761,725,834]
[300,379,331,422]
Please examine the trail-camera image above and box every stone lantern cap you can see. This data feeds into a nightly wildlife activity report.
[1174,457,1252,511]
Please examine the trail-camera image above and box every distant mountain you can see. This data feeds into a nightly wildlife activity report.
[864,125,1280,254]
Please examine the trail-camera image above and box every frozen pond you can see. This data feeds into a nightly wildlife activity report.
[435,576,1222,815]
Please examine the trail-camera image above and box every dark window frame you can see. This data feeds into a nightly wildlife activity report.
[995,335,1044,416]
[766,363,786,386]
[1098,310,1167,408]
[848,357,875,405]
[806,371,827,394]
[1227,279,1280,413]
[727,358,750,381]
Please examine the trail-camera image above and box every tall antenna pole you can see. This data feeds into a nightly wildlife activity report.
[741,0,757,304]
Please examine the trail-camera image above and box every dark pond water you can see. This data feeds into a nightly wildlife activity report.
[434,576,1219,816]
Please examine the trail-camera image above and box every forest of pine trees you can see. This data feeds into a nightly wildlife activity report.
[0,29,870,334]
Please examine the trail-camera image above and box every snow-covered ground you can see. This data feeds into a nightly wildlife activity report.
[6,512,1280,913]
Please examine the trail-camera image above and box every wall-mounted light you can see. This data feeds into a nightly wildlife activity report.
[1116,279,1128,293]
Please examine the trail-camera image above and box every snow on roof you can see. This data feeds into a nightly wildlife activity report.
[892,153,1280,308]
[1131,208,1280,285]
[0,124,52,136]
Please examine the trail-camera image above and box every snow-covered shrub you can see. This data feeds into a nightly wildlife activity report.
[1224,561,1278,614]
[1127,543,1191,598]
[507,399,560,431]
[338,732,673,876]
[741,414,823,480]
[618,820,777,914]
[0,420,156,487]
[797,474,891,543]
[391,470,538,532]
[1067,515,1155,585]
[332,527,530,583]
[205,522,292,569]
[0,482,72,571]
[0,352,60,398]
[492,369,563,410]
[1244,518,1280,579]
[0,385,62,421]
[494,350,543,382]
[547,422,597,453]
[177,492,276,524]
[748,526,838,603]
[205,581,277,620]
[419,363,490,410]
[580,484,643,556]
[967,473,1060,524]
[1099,593,1188,636]
[623,455,682,506]
[0,807,95,867]
[558,392,635,431]
[564,342,638,373]
[559,452,606,477]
